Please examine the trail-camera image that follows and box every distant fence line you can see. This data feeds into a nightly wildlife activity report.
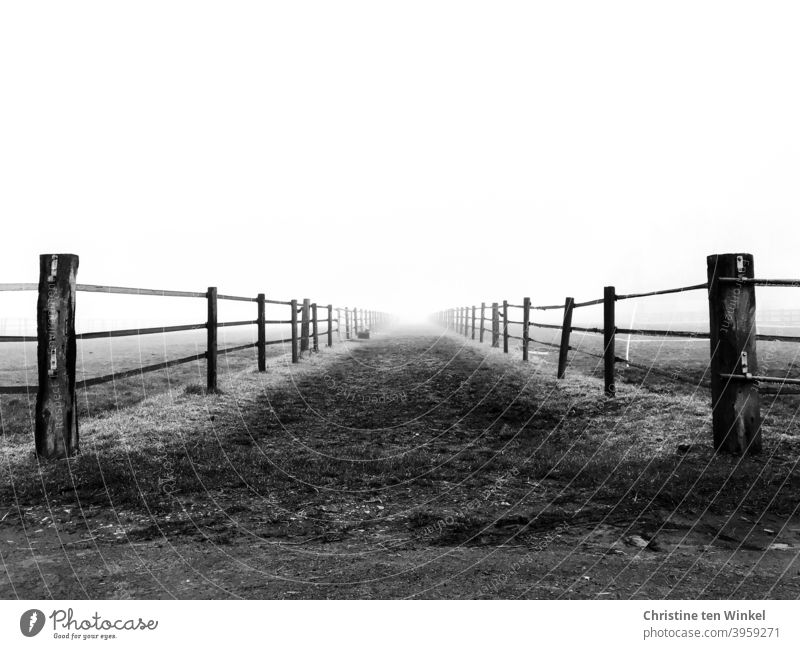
[0,253,387,460]
[435,253,800,457]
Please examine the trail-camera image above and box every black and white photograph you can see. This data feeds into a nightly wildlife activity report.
[1,1,799,647]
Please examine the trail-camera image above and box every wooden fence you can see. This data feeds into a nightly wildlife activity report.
[0,253,386,459]
[435,253,800,456]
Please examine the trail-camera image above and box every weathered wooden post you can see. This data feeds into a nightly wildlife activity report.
[471,305,476,340]
[557,297,574,379]
[707,253,762,454]
[502,300,509,353]
[491,302,499,348]
[603,286,615,396]
[35,253,79,459]
[257,293,266,372]
[207,286,218,392]
[327,305,333,347]
[522,297,530,361]
[312,303,319,352]
[479,302,486,343]
[353,307,359,336]
[290,299,299,363]
[300,298,310,353]
[345,307,351,339]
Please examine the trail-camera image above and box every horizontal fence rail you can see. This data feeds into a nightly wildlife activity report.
[0,253,385,460]
[77,284,207,298]
[434,252,800,456]
[0,283,38,291]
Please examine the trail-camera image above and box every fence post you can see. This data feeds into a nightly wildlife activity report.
[480,302,486,343]
[522,297,530,361]
[353,307,359,336]
[312,302,319,352]
[35,253,79,459]
[557,297,574,379]
[471,305,476,340]
[707,253,762,454]
[345,307,350,339]
[290,299,299,363]
[491,302,499,347]
[502,300,509,353]
[257,293,266,372]
[327,305,333,347]
[300,298,310,353]
[603,286,615,396]
[207,286,218,392]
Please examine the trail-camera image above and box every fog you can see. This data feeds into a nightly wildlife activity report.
[2,2,800,332]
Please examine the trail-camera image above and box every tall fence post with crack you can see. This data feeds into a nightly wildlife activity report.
[707,253,762,454]
[207,286,218,392]
[327,305,333,347]
[557,297,574,379]
[603,286,615,396]
[35,253,79,459]
[479,302,485,343]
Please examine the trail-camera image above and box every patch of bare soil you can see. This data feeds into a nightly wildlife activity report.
[2,328,799,599]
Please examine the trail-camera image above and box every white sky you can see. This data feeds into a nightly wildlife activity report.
[2,1,800,325]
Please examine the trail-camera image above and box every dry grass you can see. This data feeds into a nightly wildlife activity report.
[1,331,799,598]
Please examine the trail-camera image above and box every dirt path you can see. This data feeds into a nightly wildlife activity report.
[2,328,799,598]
